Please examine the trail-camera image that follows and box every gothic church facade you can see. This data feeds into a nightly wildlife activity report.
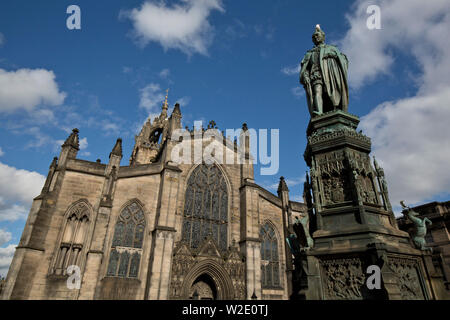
[1,99,306,300]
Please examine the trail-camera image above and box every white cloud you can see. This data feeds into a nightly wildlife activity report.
[176,96,191,106]
[24,127,58,150]
[225,19,247,40]
[263,176,306,192]
[340,0,450,90]
[123,66,132,74]
[340,0,450,209]
[139,83,165,113]
[0,244,16,278]
[291,87,304,99]
[0,162,45,221]
[361,89,450,208]
[28,108,56,125]
[139,83,186,122]
[0,68,66,113]
[101,121,121,134]
[0,229,12,246]
[122,0,224,56]
[79,137,88,150]
[159,68,170,79]
[281,64,300,76]
[0,202,28,222]
[0,147,4,157]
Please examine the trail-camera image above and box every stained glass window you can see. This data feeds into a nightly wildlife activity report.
[107,249,119,276]
[182,164,228,251]
[107,201,145,277]
[129,252,141,278]
[260,223,280,288]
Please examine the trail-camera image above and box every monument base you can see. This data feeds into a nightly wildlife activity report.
[298,110,448,300]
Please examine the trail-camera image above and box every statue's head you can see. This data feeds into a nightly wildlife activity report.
[312,24,325,46]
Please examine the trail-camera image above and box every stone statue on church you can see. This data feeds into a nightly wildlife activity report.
[300,25,349,117]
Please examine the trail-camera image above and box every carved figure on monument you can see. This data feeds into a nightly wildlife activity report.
[286,213,313,299]
[299,25,349,117]
[400,201,433,252]
[303,172,313,209]
[322,258,365,299]
[388,257,425,300]
[373,157,393,210]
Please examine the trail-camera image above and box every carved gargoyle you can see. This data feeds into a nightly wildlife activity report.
[400,201,433,252]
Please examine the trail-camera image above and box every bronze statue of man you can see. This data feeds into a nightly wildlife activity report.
[299,25,349,117]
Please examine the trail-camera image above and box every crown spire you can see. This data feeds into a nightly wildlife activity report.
[163,88,169,111]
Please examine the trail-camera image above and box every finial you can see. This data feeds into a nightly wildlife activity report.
[163,88,169,110]
[50,157,58,169]
[110,138,123,158]
[208,120,217,129]
[278,176,289,193]
[172,102,181,115]
[62,128,80,150]
[316,24,321,31]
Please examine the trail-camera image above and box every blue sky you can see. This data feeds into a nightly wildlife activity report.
[1,0,450,277]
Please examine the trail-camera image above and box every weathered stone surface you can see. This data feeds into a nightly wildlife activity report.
[1,102,293,301]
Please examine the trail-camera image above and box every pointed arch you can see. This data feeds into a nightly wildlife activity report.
[106,199,147,278]
[260,221,281,288]
[181,163,230,251]
[181,259,235,300]
[52,199,92,275]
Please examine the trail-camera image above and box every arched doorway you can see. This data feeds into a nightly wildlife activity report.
[180,259,235,300]
[189,274,217,300]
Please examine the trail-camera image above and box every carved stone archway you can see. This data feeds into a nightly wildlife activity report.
[189,274,217,300]
[180,259,235,300]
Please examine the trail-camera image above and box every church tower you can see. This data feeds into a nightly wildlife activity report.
[130,90,182,165]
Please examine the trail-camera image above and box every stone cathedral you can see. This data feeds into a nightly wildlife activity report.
[1,95,305,300]
[1,26,448,300]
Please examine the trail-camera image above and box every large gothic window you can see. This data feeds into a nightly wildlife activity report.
[260,223,280,288]
[53,201,90,275]
[107,201,145,278]
[182,164,228,251]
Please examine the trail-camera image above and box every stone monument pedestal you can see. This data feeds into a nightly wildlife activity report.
[300,110,445,300]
